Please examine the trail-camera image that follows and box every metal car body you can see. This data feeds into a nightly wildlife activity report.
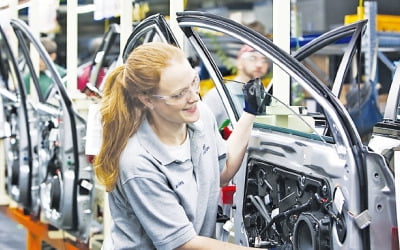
[368,62,400,212]
[368,64,400,250]
[0,23,34,214]
[120,11,396,250]
[369,62,400,155]
[0,19,95,241]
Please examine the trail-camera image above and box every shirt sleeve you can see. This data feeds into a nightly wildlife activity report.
[200,100,227,172]
[121,170,197,250]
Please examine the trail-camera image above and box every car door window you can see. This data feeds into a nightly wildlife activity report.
[176,12,395,250]
[195,27,328,142]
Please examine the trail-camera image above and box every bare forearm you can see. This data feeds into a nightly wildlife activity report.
[220,112,255,186]
[176,235,257,250]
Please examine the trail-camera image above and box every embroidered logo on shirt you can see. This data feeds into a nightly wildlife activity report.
[202,144,210,155]
[175,180,184,189]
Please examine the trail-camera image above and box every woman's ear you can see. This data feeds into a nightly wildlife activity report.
[138,94,154,110]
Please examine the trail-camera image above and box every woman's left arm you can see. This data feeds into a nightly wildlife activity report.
[220,78,264,186]
[220,111,254,186]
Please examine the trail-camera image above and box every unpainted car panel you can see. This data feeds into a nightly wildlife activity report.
[364,151,397,245]
[369,64,400,174]
[173,11,395,249]
[368,65,400,247]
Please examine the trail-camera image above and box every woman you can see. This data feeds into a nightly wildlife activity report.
[95,42,262,249]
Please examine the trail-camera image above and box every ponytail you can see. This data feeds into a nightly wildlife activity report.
[94,65,145,191]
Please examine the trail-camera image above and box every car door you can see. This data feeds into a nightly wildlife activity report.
[122,13,179,61]
[107,10,396,249]
[78,23,120,97]
[0,22,33,214]
[368,63,400,250]
[369,63,400,175]
[292,20,383,140]
[174,11,395,250]
[6,18,94,241]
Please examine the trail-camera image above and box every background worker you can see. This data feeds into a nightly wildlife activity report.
[38,37,66,97]
[203,45,270,127]
[24,37,66,98]
[94,42,264,249]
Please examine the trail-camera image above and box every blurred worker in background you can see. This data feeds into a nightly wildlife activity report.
[38,37,66,97]
[203,44,270,127]
[94,42,264,249]
[24,37,66,98]
[234,44,271,83]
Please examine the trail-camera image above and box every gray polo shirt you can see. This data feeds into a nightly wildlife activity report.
[106,101,227,250]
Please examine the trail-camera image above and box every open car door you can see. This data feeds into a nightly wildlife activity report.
[5,19,94,241]
[122,13,179,61]
[175,11,395,250]
[0,21,33,214]
[78,23,120,97]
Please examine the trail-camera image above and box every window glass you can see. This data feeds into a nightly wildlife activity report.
[194,27,331,142]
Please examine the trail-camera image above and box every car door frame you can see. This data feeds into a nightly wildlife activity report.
[119,11,395,249]
[0,21,34,212]
[8,18,93,240]
[174,11,393,249]
[122,13,179,61]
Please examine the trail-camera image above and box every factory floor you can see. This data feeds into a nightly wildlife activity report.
[0,209,26,249]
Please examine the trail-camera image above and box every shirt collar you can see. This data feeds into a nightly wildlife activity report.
[137,116,205,165]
